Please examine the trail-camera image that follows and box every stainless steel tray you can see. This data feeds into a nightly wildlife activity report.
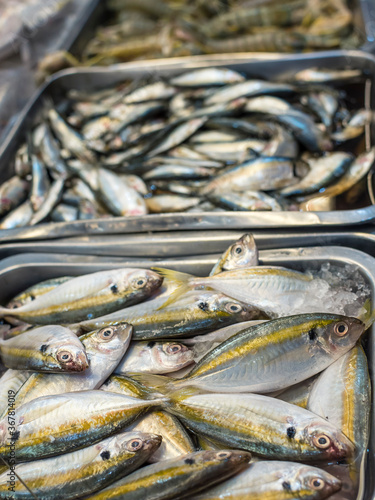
[0,229,374,259]
[0,245,373,499]
[0,51,375,241]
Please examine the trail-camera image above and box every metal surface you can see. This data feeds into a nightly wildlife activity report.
[0,229,374,259]
[0,245,373,499]
[0,51,375,241]
[0,51,375,240]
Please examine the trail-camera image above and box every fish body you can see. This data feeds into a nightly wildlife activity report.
[0,176,29,216]
[0,268,162,324]
[0,390,164,461]
[0,370,30,419]
[0,200,33,229]
[170,68,245,87]
[0,431,162,499]
[30,154,50,211]
[169,313,364,393]
[166,389,355,461]
[85,450,251,500]
[191,460,341,499]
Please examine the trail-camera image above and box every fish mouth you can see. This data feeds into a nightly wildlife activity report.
[69,352,90,372]
[145,434,163,452]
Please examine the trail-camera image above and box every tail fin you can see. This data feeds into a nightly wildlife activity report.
[151,268,194,309]
[128,373,177,395]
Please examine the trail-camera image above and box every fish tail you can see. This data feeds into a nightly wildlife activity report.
[151,268,194,309]
[129,373,177,396]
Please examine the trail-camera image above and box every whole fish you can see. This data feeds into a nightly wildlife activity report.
[191,460,341,499]
[102,375,195,462]
[0,176,29,216]
[303,147,375,200]
[146,313,364,394]
[0,268,162,324]
[115,340,195,375]
[165,388,355,461]
[0,325,89,373]
[291,68,362,83]
[13,323,133,407]
[307,345,371,453]
[0,200,33,230]
[0,431,162,499]
[154,266,330,318]
[97,168,148,216]
[78,289,262,340]
[210,190,283,211]
[39,123,69,179]
[84,450,251,500]
[30,154,50,211]
[123,81,177,103]
[210,234,259,276]
[0,390,165,462]
[202,157,297,195]
[205,80,295,106]
[170,68,245,87]
[192,139,265,162]
[146,194,201,213]
[280,152,353,196]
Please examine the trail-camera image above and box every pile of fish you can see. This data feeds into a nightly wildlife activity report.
[2,66,374,229]
[0,234,371,499]
[36,0,364,78]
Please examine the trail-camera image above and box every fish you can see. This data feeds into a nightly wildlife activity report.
[280,152,353,196]
[154,266,330,317]
[78,289,263,340]
[30,154,50,211]
[29,177,65,226]
[102,375,195,462]
[141,313,364,394]
[0,268,163,324]
[114,340,195,375]
[170,68,245,87]
[0,431,162,499]
[0,325,89,373]
[146,194,201,213]
[0,176,29,216]
[307,345,371,453]
[0,390,165,462]
[331,109,373,142]
[6,276,72,309]
[210,234,259,276]
[84,450,251,500]
[202,157,297,195]
[165,388,355,461]
[190,460,342,499]
[209,190,283,211]
[0,200,33,229]
[12,323,133,407]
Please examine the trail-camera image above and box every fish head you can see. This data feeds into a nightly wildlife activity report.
[152,341,195,371]
[83,323,133,356]
[222,234,258,271]
[304,421,355,461]
[297,466,342,499]
[193,449,251,468]
[6,299,27,309]
[322,316,365,355]
[51,343,89,372]
[127,269,163,295]
[102,431,162,461]
[213,294,264,321]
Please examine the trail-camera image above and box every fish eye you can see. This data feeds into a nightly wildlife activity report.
[313,434,331,450]
[166,344,183,355]
[10,301,21,309]
[126,438,143,451]
[57,351,73,363]
[232,244,243,256]
[334,322,349,337]
[309,477,325,490]
[134,277,147,289]
[225,302,242,314]
[215,451,232,460]
[99,327,115,341]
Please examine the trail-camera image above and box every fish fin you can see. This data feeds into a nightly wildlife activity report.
[151,268,194,309]
[359,298,374,329]
[128,373,176,395]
